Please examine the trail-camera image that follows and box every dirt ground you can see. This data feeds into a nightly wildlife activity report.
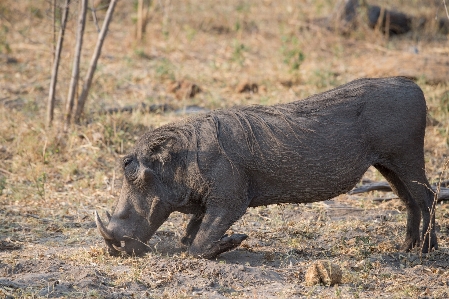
[1,0,449,298]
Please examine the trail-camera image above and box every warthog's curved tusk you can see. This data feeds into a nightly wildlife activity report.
[105,211,112,222]
[95,211,114,240]
[112,244,126,252]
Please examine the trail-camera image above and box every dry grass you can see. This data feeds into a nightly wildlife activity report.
[1,0,449,298]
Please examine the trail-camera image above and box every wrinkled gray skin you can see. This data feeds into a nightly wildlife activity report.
[96,77,438,259]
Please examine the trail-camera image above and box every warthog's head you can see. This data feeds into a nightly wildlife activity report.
[95,154,174,256]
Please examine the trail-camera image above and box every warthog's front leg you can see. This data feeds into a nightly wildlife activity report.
[188,204,248,259]
[181,213,204,246]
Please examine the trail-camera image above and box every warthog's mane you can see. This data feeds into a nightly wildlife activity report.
[133,119,210,201]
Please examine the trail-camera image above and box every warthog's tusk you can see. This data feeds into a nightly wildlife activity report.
[95,211,114,240]
[105,211,112,222]
[112,244,126,252]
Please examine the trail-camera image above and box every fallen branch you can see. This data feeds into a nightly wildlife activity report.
[0,167,13,175]
[97,103,208,115]
[349,180,449,202]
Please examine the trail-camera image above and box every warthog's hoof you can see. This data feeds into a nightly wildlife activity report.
[190,233,248,259]
[218,233,248,246]
[400,236,420,252]
[180,236,193,246]
[421,233,438,253]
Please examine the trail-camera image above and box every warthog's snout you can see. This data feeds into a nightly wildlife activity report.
[95,211,149,256]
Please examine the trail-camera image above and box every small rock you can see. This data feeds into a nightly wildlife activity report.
[305,260,342,286]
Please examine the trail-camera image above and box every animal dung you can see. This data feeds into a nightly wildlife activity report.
[167,80,202,100]
[305,260,342,286]
[235,80,258,93]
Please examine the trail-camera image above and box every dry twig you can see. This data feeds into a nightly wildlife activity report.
[349,180,449,201]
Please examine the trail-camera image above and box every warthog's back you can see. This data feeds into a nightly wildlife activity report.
[194,77,426,206]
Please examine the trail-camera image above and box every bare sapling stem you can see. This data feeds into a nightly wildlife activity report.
[46,0,71,128]
[444,0,449,20]
[137,0,144,40]
[74,0,118,124]
[64,0,88,131]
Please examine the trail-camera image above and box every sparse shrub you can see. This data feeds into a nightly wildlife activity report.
[0,24,11,54]
[184,24,197,41]
[0,176,6,194]
[310,69,339,89]
[28,6,43,19]
[34,172,46,200]
[231,40,248,66]
[155,58,175,80]
[281,35,305,73]
[355,236,373,258]
[441,91,449,112]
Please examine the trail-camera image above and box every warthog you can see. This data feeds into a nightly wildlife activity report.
[96,77,438,259]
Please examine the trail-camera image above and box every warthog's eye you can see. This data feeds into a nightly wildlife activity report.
[123,157,133,167]
[123,156,139,181]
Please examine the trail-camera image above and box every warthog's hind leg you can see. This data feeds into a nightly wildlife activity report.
[375,164,421,251]
[375,163,438,253]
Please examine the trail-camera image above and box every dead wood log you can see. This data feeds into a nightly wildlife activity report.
[367,5,412,35]
[320,0,449,35]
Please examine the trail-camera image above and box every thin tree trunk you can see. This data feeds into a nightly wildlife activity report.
[137,0,144,40]
[64,0,88,131]
[46,0,70,128]
[74,0,118,124]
